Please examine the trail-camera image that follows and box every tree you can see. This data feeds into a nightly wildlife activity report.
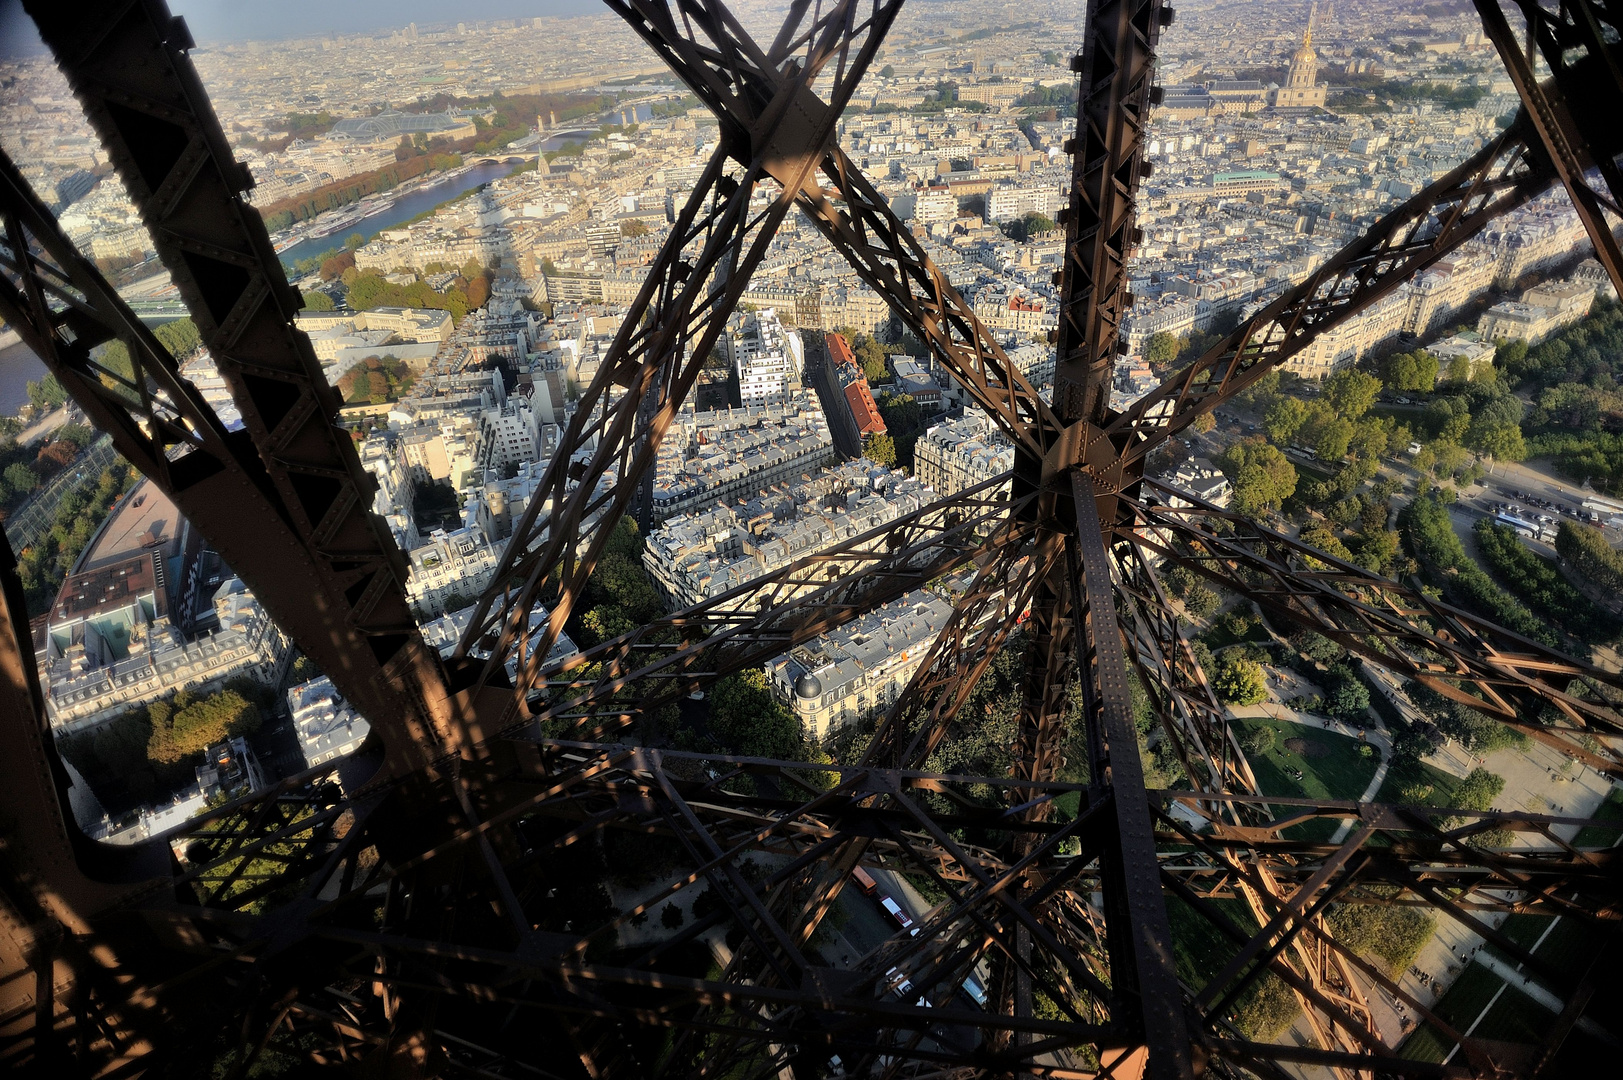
[1145,331,1179,366]
[875,392,922,438]
[620,218,650,238]
[1299,522,1354,564]
[146,688,262,765]
[1444,353,1472,385]
[1324,664,1371,719]
[1218,440,1297,516]
[1348,418,1390,460]
[1453,767,1505,813]
[863,432,897,467]
[3,463,38,495]
[880,64,895,77]
[1381,350,1439,392]
[344,232,366,250]
[709,670,803,759]
[1191,412,1216,434]
[153,318,202,358]
[319,251,356,280]
[1466,420,1526,461]
[1557,519,1623,592]
[301,290,336,311]
[1184,584,1221,620]
[1290,629,1343,665]
[27,373,68,410]
[1307,412,1355,461]
[661,903,684,929]
[54,424,93,449]
[1213,653,1268,706]
[1264,396,1309,444]
[1324,370,1382,421]
[1495,337,1528,371]
[1353,529,1400,574]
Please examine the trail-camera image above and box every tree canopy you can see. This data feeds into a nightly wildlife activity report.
[1213,653,1268,706]
[146,687,263,765]
[1217,439,1297,516]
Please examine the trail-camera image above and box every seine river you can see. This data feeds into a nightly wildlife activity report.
[276,159,526,267]
[0,109,660,414]
[276,108,654,267]
[0,340,47,416]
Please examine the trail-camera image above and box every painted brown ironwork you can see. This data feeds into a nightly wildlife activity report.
[1126,479,1623,775]
[1473,0,1623,297]
[3,0,1623,1078]
[22,0,461,773]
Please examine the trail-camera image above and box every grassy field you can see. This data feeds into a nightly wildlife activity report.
[1372,753,1467,809]
[1575,785,1623,848]
[1403,975,1554,1063]
[1401,911,1597,1064]
[1394,788,1622,1066]
[1231,715,1380,840]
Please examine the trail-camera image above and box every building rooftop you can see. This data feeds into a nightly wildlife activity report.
[77,478,180,573]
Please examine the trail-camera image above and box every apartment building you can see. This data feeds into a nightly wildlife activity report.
[915,413,1014,500]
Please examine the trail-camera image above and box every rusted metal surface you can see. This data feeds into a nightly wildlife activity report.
[3,0,1623,1077]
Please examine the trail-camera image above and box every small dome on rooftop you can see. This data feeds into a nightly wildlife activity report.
[795,673,823,699]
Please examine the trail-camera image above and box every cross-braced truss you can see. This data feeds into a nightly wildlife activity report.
[2,1,1623,1078]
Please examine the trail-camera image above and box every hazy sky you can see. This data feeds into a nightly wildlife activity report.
[2,0,607,53]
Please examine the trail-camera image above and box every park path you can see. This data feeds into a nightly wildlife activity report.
[1227,702,1392,845]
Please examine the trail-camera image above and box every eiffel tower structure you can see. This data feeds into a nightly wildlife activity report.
[0,2,1621,1078]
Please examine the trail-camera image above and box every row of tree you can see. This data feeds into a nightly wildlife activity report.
[1406,679,1530,756]
[1472,520,1616,642]
[1496,301,1623,489]
[0,423,95,507]
[1399,493,1559,648]
[1555,519,1623,594]
[259,153,437,233]
[15,460,137,616]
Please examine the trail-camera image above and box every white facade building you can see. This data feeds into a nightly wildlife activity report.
[724,307,804,406]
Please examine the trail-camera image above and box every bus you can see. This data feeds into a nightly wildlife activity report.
[880,896,914,931]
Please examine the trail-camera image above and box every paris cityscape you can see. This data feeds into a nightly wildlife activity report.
[0,0,1620,1075]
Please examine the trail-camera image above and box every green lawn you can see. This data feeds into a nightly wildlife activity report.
[1232,716,1380,840]
[1373,754,1467,809]
[1575,785,1623,848]
[1394,790,1622,1066]
[1401,961,1504,1063]
[1402,910,1595,1063]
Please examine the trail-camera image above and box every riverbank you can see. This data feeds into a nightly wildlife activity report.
[274,159,526,268]
[0,339,47,416]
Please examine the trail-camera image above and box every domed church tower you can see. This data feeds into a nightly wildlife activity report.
[1269,3,1328,111]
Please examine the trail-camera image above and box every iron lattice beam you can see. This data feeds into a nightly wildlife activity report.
[21,0,459,772]
[1125,479,1623,775]
[1474,0,1623,295]
[3,1,1623,1078]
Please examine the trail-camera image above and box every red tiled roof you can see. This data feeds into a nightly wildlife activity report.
[844,380,886,437]
[826,332,857,367]
[827,333,886,436]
